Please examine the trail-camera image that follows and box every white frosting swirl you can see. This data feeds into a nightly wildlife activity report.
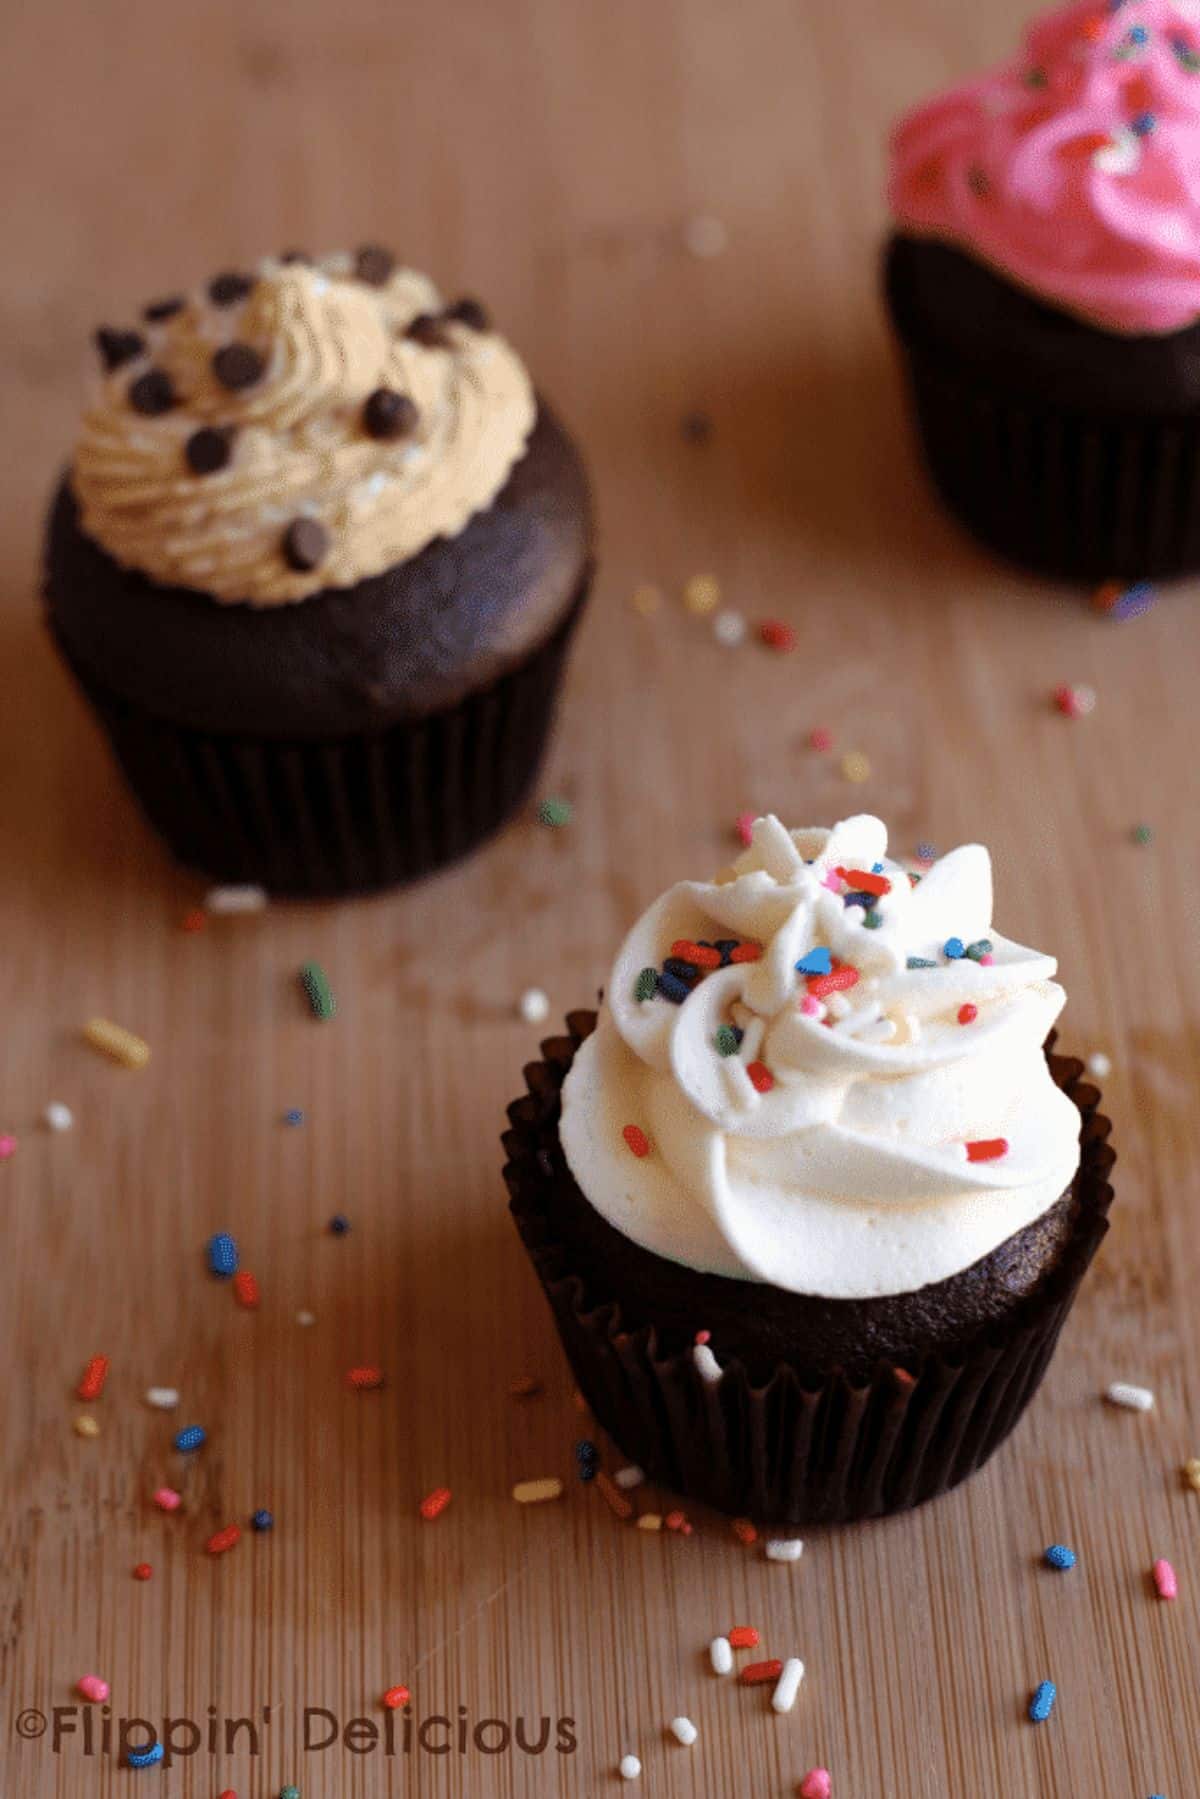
[559,815,1082,1300]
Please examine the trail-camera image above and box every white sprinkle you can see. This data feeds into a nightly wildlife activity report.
[1087,1052,1112,1080]
[204,884,267,914]
[765,1537,805,1563]
[669,1716,698,1746]
[771,1657,805,1714]
[713,609,747,647]
[296,1310,316,1327]
[519,987,551,1025]
[693,1342,723,1383]
[43,1102,73,1132]
[684,214,729,258]
[614,1465,645,1490]
[145,1387,179,1410]
[619,1753,642,1780]
[1106,1381,1154,1412]
[709,1635,734,1675]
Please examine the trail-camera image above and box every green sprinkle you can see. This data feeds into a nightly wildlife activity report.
[280,1788,301,1799]
[1131,823,1154,845]
[715,1025,740,1057]
[965,939,994,961]
[634,967,659,1002]
[906,956,937,970]
[300,961,335,1020]
[863,909,883,930]
[537,797,573,828]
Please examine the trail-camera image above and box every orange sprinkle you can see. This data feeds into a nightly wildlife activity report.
[382,1685,411,1710]
[347,1366,385,1390]
[740,1658,784,1686]
[670,939,722,970]
[232,1271,260,1309]
[205,1524,241,1556]
[420,1486,452,1522]
[728,1625,760,1649]
[732,1517,758,1546]
[747,1062,774,1094]
[595,1471,634,1521]
[76,1356,110,1402]
[729,942,763,964]
[623,1124,651,1159]
[180,909,207,933]
[966,1138,1008,1163]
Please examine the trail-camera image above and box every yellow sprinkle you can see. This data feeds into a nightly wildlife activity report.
[83,1017,151,1069]
[683,574,721,615]
[512,1477,564,1505]
[74,1415,100,1438]
[1184,1458,1200,1492]
[841,750,871,784]
[636,1513,664,1532]
[631,584,662,616]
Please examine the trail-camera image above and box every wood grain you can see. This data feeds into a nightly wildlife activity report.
[2,1,1198,1793]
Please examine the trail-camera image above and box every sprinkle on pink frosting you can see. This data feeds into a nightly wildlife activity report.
[889,1,1200,334]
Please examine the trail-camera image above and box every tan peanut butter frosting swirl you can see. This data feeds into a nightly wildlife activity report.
[74,250,537,606]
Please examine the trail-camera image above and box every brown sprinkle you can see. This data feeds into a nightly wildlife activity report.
[212,342,266,391]
[185,425,235,476]
[362,388,419,441]
[128,369,176,416]
[355,244,395,286]
[444,297,489,332]
[95,327,145,372]
[282,517,329,573]
[143,295,185,324]
[208,271,255,307]
[406,313,451,349]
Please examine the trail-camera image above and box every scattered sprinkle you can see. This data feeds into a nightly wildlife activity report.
[1087,1052,1112,1079]
[943,937,965,960]
[765,1538,804,1563]
[747,1061,775,1094]
[206,1524,241,1556]
[740,1658,784,1687]
[710,1636,734,1676]
[77,1356,110,1402]
[174,1425,206,1453]
[283,1108,305,1126]
[665,1508,693,1534]
[383,1686,410,1710]
[684,213,728,257]
[693,1342,723,1382]
[1183,1458,1200,1492]
[133,1563,152,1580]
[715,1024,741,1057]
[732,1518,758,1546]
[510,1374,544,1398]
[205,884,267,914]
[127,1742,165,1768]
[73,1414,100,1438]
[595,1470,635,1520]
[614,1465,645,1490]
[684,574,721,614]
[728,1626,760,1649]
[419,1486,452,1521]
[329,1214,351,1236]
[915,840,937,864]
[296,1310,316,1327]
[43,1102,73,1132]
[299,961,336,1020]
[1091,579,1156,620]
[623,1124,652,1159]
[800,1771,833,1799]
[537,797,573,828]
[1106,1382,1155,1412]
[347,1366,384,1391]
[233,1270,260,1309]
[637,1513,663,1532]
[153,1487,182,1512]
[207,1232,239,1278]
[519,987,551,1025]
[957,1003,979,1026]
[1044,1544,1077,1571]
[682,411,712,443]
[841,750,871,783]
[966,1138,1008,1163]
[630,583,662,616]
[1153,1558,1178,1600]
[713,609,747,646]
[1029,1680,1057,1724]
[1053,682,1096,718]
[796,947,833,977]
[1131,823,1154,846]
[251,1509,274,1531]
[669,1716,698,1746]
[180,909,207,933]
[619,1752,643,1780]
[759,618,796,652]
[82,1017,150,1069]
[808,726,833,752]
[634,967,659,1002]
[513,1477,564,1505]
[735,811,756,847]
[772,1657,805,1714]
[280,1788,300,1799]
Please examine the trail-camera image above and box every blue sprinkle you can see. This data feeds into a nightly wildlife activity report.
[795,948,833,976]
[916,841,937,861]
[842,890,875,910]
[284,1108,304,1126]
[1044,1543,1077,1571]
[657,970,691,1005]
[174,1425,206,1453]
[328,1214,351,1236]
[1131,110,1157,135]
[943,937,966,960]
[1111,580,1157,620]
[575,1438,599,1462]
[206,1232,238,1279]
[1029,1680,1057,1723]
[662,957,700,984]
[251,1508,274,1531]
[871,862,884,874]
[127,1742,165,1768]
[1129,23,1149,43]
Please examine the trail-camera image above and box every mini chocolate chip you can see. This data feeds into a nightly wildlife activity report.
[282,517,329,572]
[128,369,177,415]
[406,313,450,348]
[444,297,489,331]
[362,388,419,441]
[355,244,395,286]
[208,270,255,307]
[95,327,145,372]
[143,295,185,323]
[212,342,266,390]
[279,248,312,265]
[185,425,235,475]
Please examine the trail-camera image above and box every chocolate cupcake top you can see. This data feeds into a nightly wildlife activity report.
[559,815,1082,1300]
[74,252,535,605]
[889,0,1200,335]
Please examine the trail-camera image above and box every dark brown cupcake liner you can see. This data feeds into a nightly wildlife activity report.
[890,333,1200,581]
[503,1013,1115,1526]
[50,571,590,898]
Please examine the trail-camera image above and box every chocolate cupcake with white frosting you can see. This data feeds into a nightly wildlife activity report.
[45,248,593,894]
[504,815,1115,1524]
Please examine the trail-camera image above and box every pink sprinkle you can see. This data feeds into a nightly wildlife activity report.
[1153,1558,1178,1600]
[808,726,833,752]
[979,954,995,966]
[800,995,823,1017]
[735,812,756,847]
[153,1486,182,1512]
[799,1772,832,1799]
[0,1135,16,1160]
[821,869,842,892]
[694,1330,711,1345]
[77,1675,109,1703]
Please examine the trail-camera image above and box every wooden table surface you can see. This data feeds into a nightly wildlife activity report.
[3,1,1198,1793]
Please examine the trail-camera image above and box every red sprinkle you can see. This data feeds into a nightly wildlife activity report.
[180,909,207,933]
[759,619,796,652]
[665,1508,690,1532]
[219,1791,238,1799]
[957,1004,979,1025]
[728,1625,760,1649]
[232,1270,260,1309]
[347,1366,385,1390]
[694,1329,711,1345]
[808,726,833,752]
[837,867,892,898]
[206,1524,241,1556]
[740,1658,785,1686]
[966,1138,1009,1163]
[670,939,722,970]
[133,1563,152,1581]
[383,1685,411,1710]
[76,1356,110,1402]
[732,1517,758,1546]
[623,1124,651,1159]
[747,1061,775,1094]
[420,1486,453,1522]
[729,941,763,964]
[806,963,860,1000]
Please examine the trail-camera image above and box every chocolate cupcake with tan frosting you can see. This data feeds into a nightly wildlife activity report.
[44,246,593,894]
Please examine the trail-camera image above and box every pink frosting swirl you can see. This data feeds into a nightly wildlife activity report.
[889,1,1200,334]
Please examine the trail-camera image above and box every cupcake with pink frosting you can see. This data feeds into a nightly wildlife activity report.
[885,0,1200,579]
